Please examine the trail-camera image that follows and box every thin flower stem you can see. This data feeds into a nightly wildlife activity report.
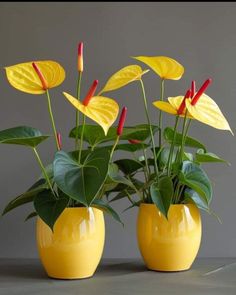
[125,189,135,205]
[158,79,165,147]
[75,72,82,149]
[178,112,188,163]
[109,135,120,162]
[139,79,159,178]
[32,147,56,197]
[46,90,60,151]
[167,116,179,176]
[78,114,86,163]
[142,145,150,177]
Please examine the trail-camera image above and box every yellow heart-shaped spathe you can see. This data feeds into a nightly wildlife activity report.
[100,65,149,94]
[5,61,65,94]
[63,92,119,135]
[185,94,233,133]
[133,56,184,80]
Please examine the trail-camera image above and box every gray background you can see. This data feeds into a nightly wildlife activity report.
[0,2,235,259]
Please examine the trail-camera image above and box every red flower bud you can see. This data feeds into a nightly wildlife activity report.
[117,107,128,136]
[177,89,192,115]
[82,80,98,106]
[128,139,141,144]
[57,132,62,150]
[191,78,212,106]
[78,42,83,72]
[32,62,48,90]
[191,80,196,98]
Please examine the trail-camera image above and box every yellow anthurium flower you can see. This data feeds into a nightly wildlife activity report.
[185,94,233,133]
[63,92,119,135]
[154,94,232,133]
[132,56,184,80]
[99,65,149,94]
[5,61,65,94]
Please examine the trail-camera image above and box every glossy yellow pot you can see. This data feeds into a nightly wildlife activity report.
[137,204,201,272]
[37,207,105,279]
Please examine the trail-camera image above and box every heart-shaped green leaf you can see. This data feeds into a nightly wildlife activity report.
[53,149,110,206]
[164,127,206,151]
[195,149,228,164]
[0,126,49,147]
[34,190,69,231]
[179,161,212,205]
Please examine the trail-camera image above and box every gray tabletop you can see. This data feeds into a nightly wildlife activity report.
[0,258,235,295]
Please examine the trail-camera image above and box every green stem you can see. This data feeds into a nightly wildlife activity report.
[178,112,188,163]
[176,185,185,204]
[75,72,82,149]
[109,135,120,162]
[32,148,55,197]
[46,90,60,151]
[158,79,165,147]
[142,145,150,178]
[184,119,192,139]
[167,116,179,176]
[139,79,159,177]
[78,114,86,163]
[125,189,135,205]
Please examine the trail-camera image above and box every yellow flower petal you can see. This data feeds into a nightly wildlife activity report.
[132,56,184,80]
[63,92,119,135]
[5,61,65,94]
[100,65,149,94]
[153,101,177,115]
[185,94,233,133]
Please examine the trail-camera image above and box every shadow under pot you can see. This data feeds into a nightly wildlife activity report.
[137,203,202,272]
[37,207,105,279]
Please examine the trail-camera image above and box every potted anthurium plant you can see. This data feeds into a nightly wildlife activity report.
[101,56,233,271]
[1,44,155,279]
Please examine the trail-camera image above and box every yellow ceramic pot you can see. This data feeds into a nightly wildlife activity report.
[37,207,105,279]
[137,203,201,272]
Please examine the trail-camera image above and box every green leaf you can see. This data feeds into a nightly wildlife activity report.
[54,149,110,206]
[184,188,209,212]
[2,179,48,215]
[69,124,158,147]
[164,127,206,151]
[92,199,123,225]
[0,126,49,147]
[34,190,69,231]
[150,176,173,218]
[114,159,143,175]
[179,161,212,205]
[25,211,38,221]
[195,149,228,164]
[108,163,134,187]
[159,147,178,168]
